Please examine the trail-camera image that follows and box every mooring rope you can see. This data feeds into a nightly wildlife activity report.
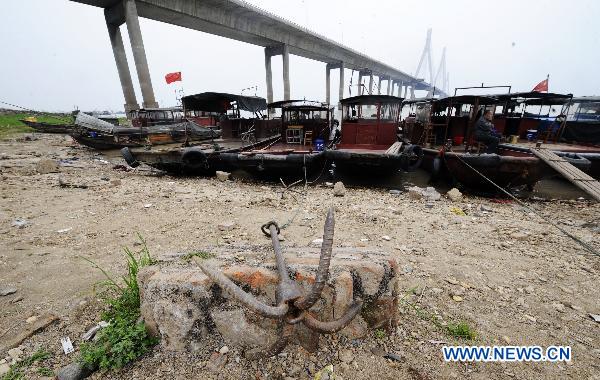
[447,151,599,257]
[0,100,73,124]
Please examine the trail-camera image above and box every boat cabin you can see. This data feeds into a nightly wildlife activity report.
[268,100,333,148]
[339,95,403,150]
[182,92,279,139]
[561,96,600,145]
[128,107,184,128]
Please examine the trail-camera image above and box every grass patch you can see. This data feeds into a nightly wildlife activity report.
[1,349,52,380]
[374,328,386,340]
[399,290,477,341]
[79,234,158,371]
[181,251,215,261]
[446,321,477,340]
[36,367,54,377]
[0,112,72,138]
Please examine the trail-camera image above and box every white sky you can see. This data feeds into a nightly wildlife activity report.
[1,0,599,112]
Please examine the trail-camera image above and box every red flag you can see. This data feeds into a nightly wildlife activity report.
[532,77,548,92]
[165,71,182,84]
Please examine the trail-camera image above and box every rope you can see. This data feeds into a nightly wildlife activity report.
[445,151,599,257]
[0,100,73,124]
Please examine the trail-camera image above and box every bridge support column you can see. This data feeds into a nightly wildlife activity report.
[368,74,373,95]
[325,64,331,104]
[357,71,363,95]
[387,77,392,95]
[398,81,404,97]
[338,62,344,109]
[264,48,273,107]
[105,12,138,112]
[282,44,290,100]
[124,0,158,108]
[377,77,382,95]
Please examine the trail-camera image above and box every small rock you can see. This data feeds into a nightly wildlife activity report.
[0,363,9,377]
[219,346,229,354]
[338,349,354,363]
[479,204,493,212]
[215,171,231,181]
[0,286,17,296]
[524,285,535,294]
[381,235,391,241]
[11,219,29,229]
[8,348,22,361]
[324,182,334,188]
[218,221,236,231]
[56,227,72,233]
[384,352,403,362]
[333,181,346,197]
[389,189,402,195]
[446,188,463,201]
[310,238,323,247]
[26,315,38,324]
[552,302,566,313]
[452,295,463,302]
[511,231,530,241]
[206,352,227,372]
[36,159,60,174]
[143,203,153,208]
[57,362,95,380]
[589,314,600,323]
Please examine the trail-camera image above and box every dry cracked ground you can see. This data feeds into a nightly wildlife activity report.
[0,134,599,379]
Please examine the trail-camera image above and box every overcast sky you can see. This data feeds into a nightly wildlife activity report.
[1,0,599,112]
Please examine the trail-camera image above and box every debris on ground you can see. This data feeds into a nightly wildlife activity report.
[446,187,463,201]
[333,181,346,196]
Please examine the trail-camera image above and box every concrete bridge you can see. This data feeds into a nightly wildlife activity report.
[71,0,439,111]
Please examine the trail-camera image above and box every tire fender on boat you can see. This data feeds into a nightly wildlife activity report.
[400,144,424,171]
[431,156,443,181]
[121,147,139,168]
[181,148,209,170]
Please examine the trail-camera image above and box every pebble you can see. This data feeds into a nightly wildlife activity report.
[310,238,323,247]
[338,349,354,363]
[7,348,22,361]
[452,295,463,302]
[333,181,346,197]
[0,363,9,377]
[215,171,231,181]
[446,188,463,201]
[219,346,229,354]
[0,286,17,296]
[381,235,391,241]
[218,221,236,231]
[11,218,29,229]
[389,189,402,195]
[26,315,38,324]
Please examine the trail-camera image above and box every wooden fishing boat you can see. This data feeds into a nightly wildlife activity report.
[71,111,219,150]
[328,95,423,175]
[401,94,592,190]
[20,119,75,134]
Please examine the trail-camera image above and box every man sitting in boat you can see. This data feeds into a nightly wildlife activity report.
[474,110,500,153]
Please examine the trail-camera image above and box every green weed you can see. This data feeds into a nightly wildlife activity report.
[374,329,386,340]
[0,112,71,138]
[36,367,54,376]
[1,349,51,380]
[78,234,158,370]
[181,251,215,261]
[445,321,477,340]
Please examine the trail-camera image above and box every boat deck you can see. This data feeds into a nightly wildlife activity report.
[502,140,600,153]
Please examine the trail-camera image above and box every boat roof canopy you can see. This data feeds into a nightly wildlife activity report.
[402,97,437,105]
[134,107,182,112]
[341,94,404,105]
[182,92,267,113]
[268,99,330,111]
[493,91,573,105]
[435,95,499,106]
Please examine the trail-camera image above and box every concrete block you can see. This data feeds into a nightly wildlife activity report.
[138,246,399,353]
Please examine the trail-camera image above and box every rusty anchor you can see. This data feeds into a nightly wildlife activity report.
[195,207,363,359]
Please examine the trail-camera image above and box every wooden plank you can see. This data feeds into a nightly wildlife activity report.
[532,148,600,202]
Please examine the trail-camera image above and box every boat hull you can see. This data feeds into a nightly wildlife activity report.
[21,120,74,134]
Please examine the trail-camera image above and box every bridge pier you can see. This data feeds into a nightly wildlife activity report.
[387,77,392,95]
[282,44,290,100]
[377,77,382,95]
[368,73,373,95]
[105,11,139,112]
[325,63,331,104]
[357,71,363,95]
[264,48,273,106]
[124,0,157,109]
[338,62,344,108]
